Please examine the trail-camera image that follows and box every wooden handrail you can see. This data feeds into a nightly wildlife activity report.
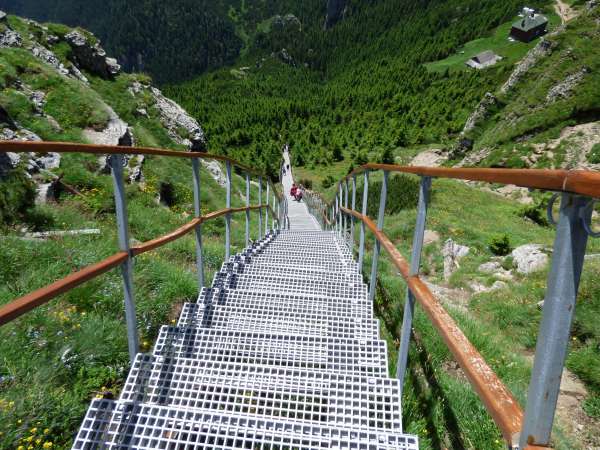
[0,141,283,198]
[0,204,276,326]
[312,164,600,205]
[341,207,523,442]
[0,251,128,326]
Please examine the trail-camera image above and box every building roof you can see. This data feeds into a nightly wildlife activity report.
[512,14,548,32]
[473,50,498,64]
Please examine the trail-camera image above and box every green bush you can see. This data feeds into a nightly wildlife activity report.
[356,174,421,217]
[0,169,36,227]
[588,143,600,164]
[297,178,313,189]
[322,175,335,189]
[519,204,549,227]
[489,234,512,256]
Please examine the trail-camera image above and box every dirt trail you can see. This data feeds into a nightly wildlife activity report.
[555,0,579,24]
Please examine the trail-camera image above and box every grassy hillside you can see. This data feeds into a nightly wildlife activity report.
[167,0,553,175]
[455,5,600,169]
[0,14,281,449]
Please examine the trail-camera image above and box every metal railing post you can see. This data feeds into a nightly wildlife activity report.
[519,194,592,448]
[335,194,340,236]
[258,176,263,239]
[245,173,250,247]
[358,171,370,273]
[265,182,270,235]
[350,174,357,251]
[397,176,432,393]
[191,158,205,290]
[225,161,232,260]
[368,171,388,303]
[343,179,349,243]
[109,154,139,364]
[271,192,279,229]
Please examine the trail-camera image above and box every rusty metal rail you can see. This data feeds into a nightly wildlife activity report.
[0,142,288,361]
[303,163,600,449]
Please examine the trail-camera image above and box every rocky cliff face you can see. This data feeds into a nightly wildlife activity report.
[0,11,212,203]
[324,0,347,29]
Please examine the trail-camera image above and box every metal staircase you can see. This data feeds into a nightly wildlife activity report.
[72,228,418,449]
[71,148,418,449]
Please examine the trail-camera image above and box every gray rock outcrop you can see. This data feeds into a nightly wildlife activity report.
[65,30,121,79]
[462,92,497,134]
[442,239,470,280]
[0,28,22,48]
[148,86,207,152]
[546,67,590,103]
[511,244,549,274]
[501,39,557,94]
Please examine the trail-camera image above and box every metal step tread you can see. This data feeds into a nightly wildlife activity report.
[120,353,402,432]
[73,399,418,449]
[153,326,390,375]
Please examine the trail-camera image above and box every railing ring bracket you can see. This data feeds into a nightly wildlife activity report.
[583,199,600,238]
[546,193,561,226]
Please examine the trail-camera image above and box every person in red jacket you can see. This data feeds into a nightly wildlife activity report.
[290,183,298,199]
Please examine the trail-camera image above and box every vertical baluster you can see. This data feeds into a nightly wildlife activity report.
[245,173,250,247]
[110,154,139,364]
[258,176,263,239]
[350,174,357,252]
[225,161,232,261]
[358,171,370,273]
[397,176,432,393]
[265,182,270,235]
[191,158,205,290]
[271,192,279,229]
[368,171,388,303]
[520,194,592,448]
[344,179,349,243]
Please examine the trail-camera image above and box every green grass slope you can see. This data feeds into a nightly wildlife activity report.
[0,14,280,450]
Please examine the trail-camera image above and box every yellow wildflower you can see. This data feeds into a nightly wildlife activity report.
[30,427,37,434]
[43,442,53,449]
[17,446,24,450]
[44,429,50,434]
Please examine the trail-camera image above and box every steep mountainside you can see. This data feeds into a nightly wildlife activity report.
[167,0,553,175]
[0,12,273,450]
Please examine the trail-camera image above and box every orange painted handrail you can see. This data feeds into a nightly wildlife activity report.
[0,204,274,326]
[341,207,523,442]
[0,252,128,326]
[0,141,283,198]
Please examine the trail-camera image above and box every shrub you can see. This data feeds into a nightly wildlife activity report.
[588,143,600,164]
[297,178,313,189]
[356,174,421,216]
[489,234,512,256]
[322,175,336,189]
[519,204,549,227]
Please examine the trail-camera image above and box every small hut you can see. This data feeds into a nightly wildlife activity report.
[510,7,548,42]
[465,51,502,70]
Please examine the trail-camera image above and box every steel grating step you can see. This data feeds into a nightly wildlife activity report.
[209,274,368,300]
[153,327,389,375]
[120,353,403,432]
[190,290,371,317]
[173,306,379,339]
[73,399,419,450]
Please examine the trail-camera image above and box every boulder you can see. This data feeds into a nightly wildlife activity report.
[0,29,22,48]
[0,10,7,22]
[511,244,549,274]
[149,86,207,152]
[462,92,497,134]
[442,239,470,280]
[423,229,440,245]
[0,152,21,178]
[65,30,121,79]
